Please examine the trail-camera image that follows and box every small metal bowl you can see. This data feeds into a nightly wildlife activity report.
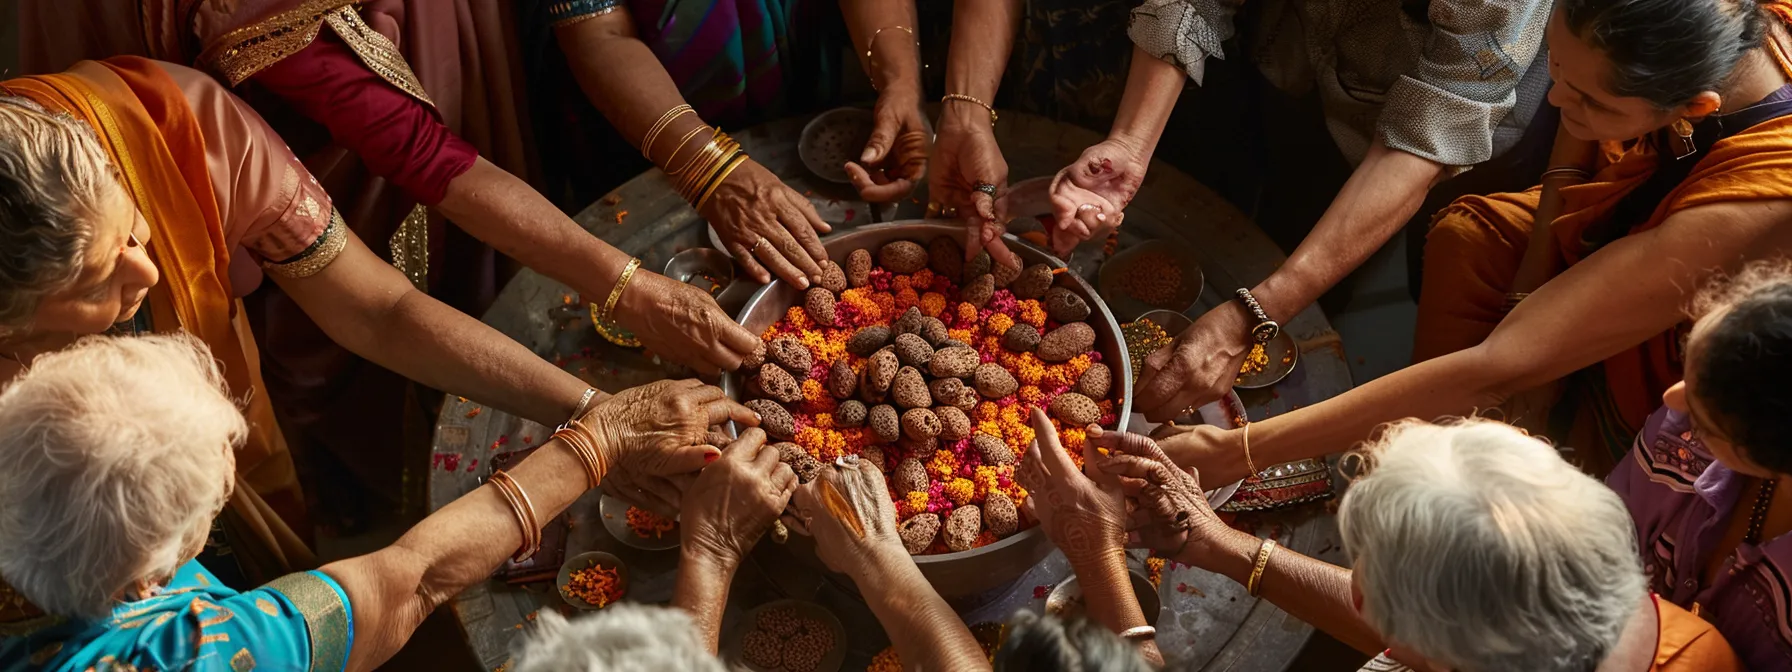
[663,248,735,298]
[1233,331,1299,390]
[722,599,848,672]
[556,551,628,610]
[599,495,680,551]
[1044,570,1162,627]
[798,107,876,184]
[1098,244,1205,322]
[1124,310,1192,396]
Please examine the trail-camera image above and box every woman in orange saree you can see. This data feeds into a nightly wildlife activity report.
[1134,0,1792,485]
[17,0,762,525]
[0,56,651,621]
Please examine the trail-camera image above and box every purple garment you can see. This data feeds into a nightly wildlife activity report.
[1608,406,1792,671]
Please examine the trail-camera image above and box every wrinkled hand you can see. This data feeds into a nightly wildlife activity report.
[1089,428,1216,561]
[1133,304,1252,422]
[1046,138,1147,255]
[585,380,757,513]
[846,87,930,203]
[790,455,907,575]
[680,428,797,565]
[930,117,1017,269]
[614,270,762,375]
[702,158,832,287]
[1014,407,1126,566]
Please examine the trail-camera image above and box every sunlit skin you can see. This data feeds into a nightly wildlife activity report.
[23,188,158,340]
[1545,10,1723,142]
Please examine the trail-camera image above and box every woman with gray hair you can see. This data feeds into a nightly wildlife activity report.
[0,56,721,585]
[1093,419,1740,671]
[0,334,752,671]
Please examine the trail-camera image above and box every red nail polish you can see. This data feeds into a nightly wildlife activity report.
[704,451,720,463]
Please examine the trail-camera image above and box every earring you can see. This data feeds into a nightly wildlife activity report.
[1671,118,1697,160]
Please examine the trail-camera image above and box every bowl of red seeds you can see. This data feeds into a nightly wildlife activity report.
[722,222,1133,599]
[723,599,847,672]
[556,552,627,611]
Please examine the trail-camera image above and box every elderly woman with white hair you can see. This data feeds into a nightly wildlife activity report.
[0,334,755,671]
[1076,418,1742,671]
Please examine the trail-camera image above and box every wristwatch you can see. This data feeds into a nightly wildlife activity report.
[1234,288,1279,343]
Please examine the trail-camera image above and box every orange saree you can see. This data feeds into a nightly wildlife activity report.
[0,58,315,584]
[1414,8,1792,461]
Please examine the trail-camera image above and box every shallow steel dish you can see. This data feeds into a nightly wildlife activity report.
[723,221,1131,599]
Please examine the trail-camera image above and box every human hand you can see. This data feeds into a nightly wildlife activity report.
[789,454,909,578]
[1014,407,1127,568]
[701,158,832,287]
[1046,138,1148,255]
[1133,303,1252,422]
[583,380,757,510]
[929,116,1018,269]
[1088,428,1221,564]
[1145,422,1252,490]
[846,86,930,202]
[680,428,797,565]
[614,270,763,375]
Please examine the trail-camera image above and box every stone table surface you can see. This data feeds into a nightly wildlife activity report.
[430,110,1354,671]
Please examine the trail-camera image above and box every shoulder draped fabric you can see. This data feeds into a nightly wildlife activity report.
[0,560,351,672]
[0,58,316,585]
[1413,2,1792,459]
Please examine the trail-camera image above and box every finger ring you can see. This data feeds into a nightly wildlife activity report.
[750,237,765,253]
[974,182,998,197]
[925,202,943,218]
[942,206,959,218]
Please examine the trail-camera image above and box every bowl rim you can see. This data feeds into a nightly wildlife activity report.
[721,221,1132,566]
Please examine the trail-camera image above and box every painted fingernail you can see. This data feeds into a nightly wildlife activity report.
[705,450,721,463]
[1097,213,1108,222]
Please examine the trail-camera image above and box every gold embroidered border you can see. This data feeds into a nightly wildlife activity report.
[322,7,435,108]
[387,203,430,291]
[198,0,360,86]
[264,572,350,672]
[262,210,349,279]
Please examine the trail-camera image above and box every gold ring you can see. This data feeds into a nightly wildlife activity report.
[750,237,766,253]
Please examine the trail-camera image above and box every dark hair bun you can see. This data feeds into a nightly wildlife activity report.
[1694,282,1792,474]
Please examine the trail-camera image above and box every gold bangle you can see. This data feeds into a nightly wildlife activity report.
[1502,292,1531,314]
[696,152,749,211]
[656,124,710,171]
[1540,167,1591,183]
[679,136,739,202]
[672,132,731,193]
[599,257,641,322]
[865,26,918,90]
[641,104,694,160]
[553,421,606,489]
[666,128,720,177]
[1246,539,1278,596]
[942,93,997,127]
[1241,422,1260,479]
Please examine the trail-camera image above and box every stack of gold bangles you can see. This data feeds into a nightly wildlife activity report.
[643,104,750,212]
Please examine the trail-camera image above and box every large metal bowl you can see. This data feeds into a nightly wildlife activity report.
[723,221,1132,599]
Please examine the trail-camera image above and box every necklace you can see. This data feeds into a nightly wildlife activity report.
[1745,478,1778,545]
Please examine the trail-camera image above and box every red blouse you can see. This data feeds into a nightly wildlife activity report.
[250,32,477,206]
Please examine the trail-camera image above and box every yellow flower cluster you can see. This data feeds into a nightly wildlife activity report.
[956,302,979,323]
[1017,385,1046,407]
[928,449,962,482]
[903,490,931,516]
[840,287,884,322]
[944,477,975,505]
[1001,350,1047,386]
[782,305,812,333]
[800,379,837,414]
[1061,427,1087,453]
[949,327,977,344]
[975,401,1000,422]
[797,328,848,365]
[869,647,903,672]
[973,466,1003,498]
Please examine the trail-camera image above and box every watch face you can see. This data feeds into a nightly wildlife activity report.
[1251,322,1279,343]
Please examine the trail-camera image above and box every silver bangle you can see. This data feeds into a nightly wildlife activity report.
[562,387,598,430]
[1118,625,1156,641]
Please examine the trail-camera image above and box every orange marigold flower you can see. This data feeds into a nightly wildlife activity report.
[1041,364,1076,390]
[976,420,1003,439]
[1018,301,1047,328]
[973,466,1002,498]
[976,402,1000,422]
[988,313,1015,335]
[1005,423,1035,449]
[948,328,976,344]
[785,306,813,332]
[920,292,947,317]
[892,275,912,293]
[956,303,979,323]
[912,269,935,289]
[796,426,826,453]
[871,292,897,317]
[1017,385,1046,407]
[813,413,835,429]
[1062,428,1087,453]
[944,478,975,505]
[895,287,921,312]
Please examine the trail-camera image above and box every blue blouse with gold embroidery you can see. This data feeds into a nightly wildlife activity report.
[0,560,351,672]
